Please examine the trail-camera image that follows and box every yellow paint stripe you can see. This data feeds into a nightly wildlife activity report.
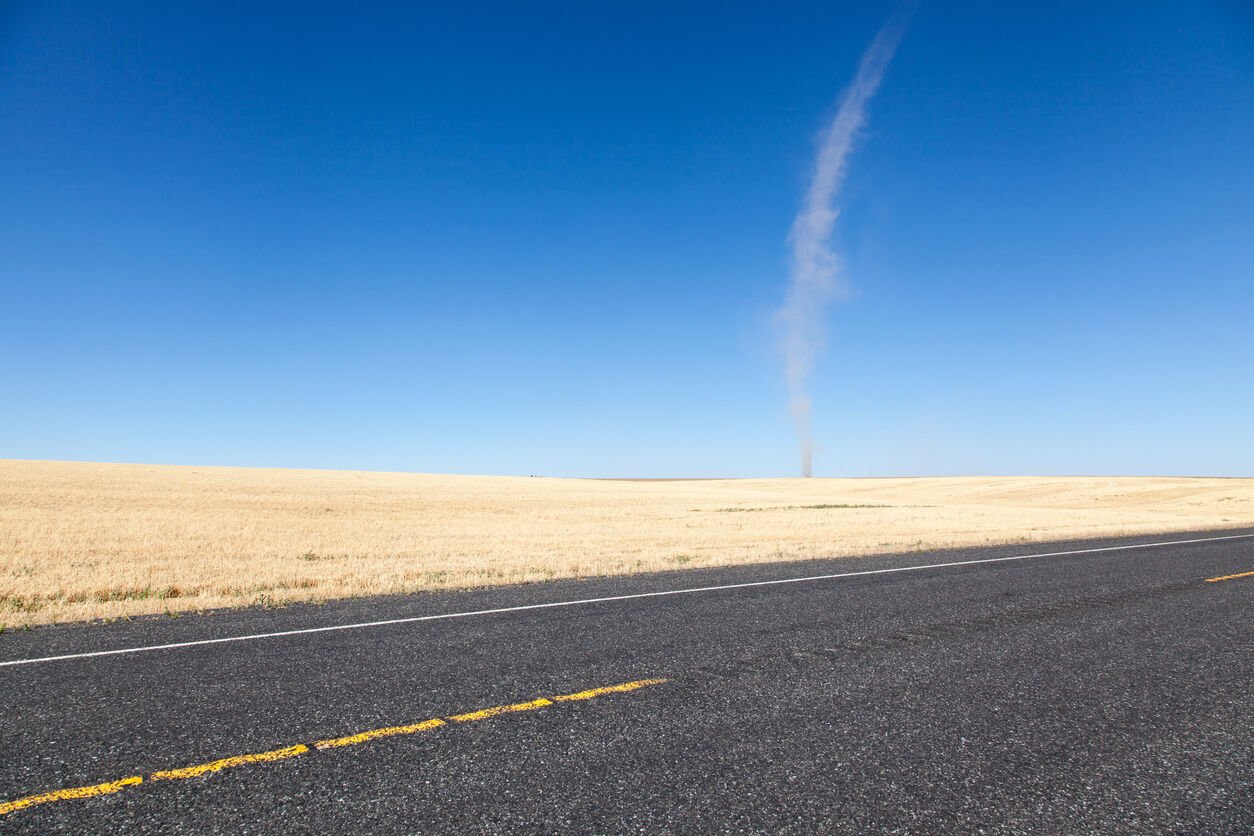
[1206,570,1254,583]
[448,697,553,722]
[150,744,309,781]
[0,776,142,815]
[1,677,667,816]
[552,678,670,702]
[316,718,445,749]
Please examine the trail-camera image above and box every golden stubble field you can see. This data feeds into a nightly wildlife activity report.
[2,459,1251,628]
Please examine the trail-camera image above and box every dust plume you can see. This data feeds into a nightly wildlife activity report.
[777,11,910,476]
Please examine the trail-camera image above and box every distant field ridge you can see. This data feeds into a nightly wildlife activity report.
[2,459,1251,628]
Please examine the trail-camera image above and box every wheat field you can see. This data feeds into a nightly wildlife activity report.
[1,459,1251,628]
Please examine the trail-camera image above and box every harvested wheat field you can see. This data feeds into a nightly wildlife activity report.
[2,458,1252,628]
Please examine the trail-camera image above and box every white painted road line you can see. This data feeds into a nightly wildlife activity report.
[2,532,1250,668]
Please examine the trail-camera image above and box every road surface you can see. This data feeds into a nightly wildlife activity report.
[1,529,1251,832]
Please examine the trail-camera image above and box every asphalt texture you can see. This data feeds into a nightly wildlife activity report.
[1,528,1251,833]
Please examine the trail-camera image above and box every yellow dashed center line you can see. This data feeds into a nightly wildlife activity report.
[448,696,553,723]
[551,679,665,702]
[0,776,142,816]
[1205,570,1254,583]
[0,677,667,817]
[316,718,446,749]
[150,744,310,781]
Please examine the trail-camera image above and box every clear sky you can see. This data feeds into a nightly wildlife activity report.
[2,2,1252,477]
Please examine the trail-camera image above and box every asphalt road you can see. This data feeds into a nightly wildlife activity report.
[1,529,1251,833]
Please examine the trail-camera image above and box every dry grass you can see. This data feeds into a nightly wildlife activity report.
[2,459,1252,628]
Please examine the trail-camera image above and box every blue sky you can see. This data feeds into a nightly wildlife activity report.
[2,2,1251,477]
